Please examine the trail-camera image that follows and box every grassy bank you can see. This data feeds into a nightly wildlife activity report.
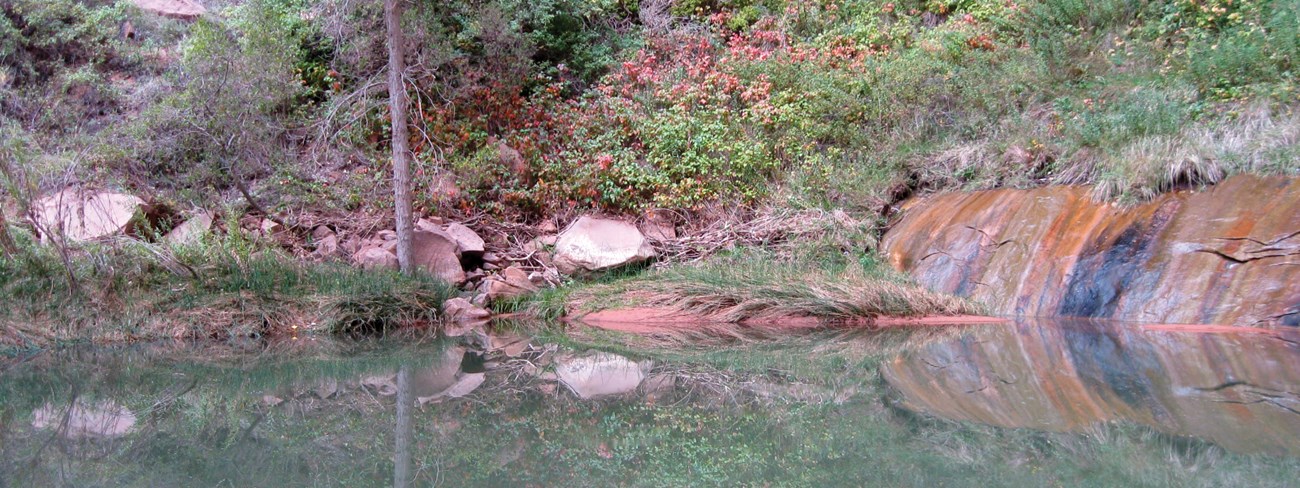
[0,227,456,349]
[508,247,982,325]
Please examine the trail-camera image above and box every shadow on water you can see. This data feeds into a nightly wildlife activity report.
[0,318,1297,486]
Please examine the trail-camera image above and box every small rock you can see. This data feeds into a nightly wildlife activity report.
[314,234,340,257]
[260,219,284,237]
[444,223,486,255]
[415,218,441,232]
[482,252,502,265]
[341,236,362,254]
[443,297,491,322]
[164,211,212,245]
[378,230,397,241]
[481,266,539,301]
[639,209,677,241]
[311,225,336,241]
[353,247,398,270]
[539,220,558,233]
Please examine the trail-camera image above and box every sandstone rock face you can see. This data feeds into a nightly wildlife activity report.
[555,352,644,399]
[882,318,1300,456]
[412,229,465,284]
[353,247,398,270]
[32,190,146,242]
[553,216,656,275]
[880,175,1300,326]
[164,211,212,245]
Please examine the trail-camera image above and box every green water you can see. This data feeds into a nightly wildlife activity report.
[1,319,1297,487]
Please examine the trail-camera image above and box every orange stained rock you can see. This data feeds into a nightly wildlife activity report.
[882,175,1300,325]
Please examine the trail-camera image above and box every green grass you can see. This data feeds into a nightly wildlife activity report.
[0,225,457,348]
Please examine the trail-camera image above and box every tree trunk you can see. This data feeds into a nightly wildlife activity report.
[385,0,414,274]
[0,209,17,258]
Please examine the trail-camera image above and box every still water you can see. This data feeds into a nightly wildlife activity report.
[2,319,1297,487]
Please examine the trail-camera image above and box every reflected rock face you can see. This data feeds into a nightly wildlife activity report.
[881,175,1300,325]
[32,399,136,439]
[882,320,1300,455]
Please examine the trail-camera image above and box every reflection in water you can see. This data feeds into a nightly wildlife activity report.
[0,321,1297,486]
[883,318,1300,455]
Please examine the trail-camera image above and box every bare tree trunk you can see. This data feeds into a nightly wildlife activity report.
[385,0,414,274]
[0,210,17,258]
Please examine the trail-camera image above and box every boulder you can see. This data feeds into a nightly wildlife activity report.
[412,229,466,284]
[32,189,146,242]
[555,352,644,399]
[553,216,656,274]
[444,223,486,255]
[353,247,398,270]
[164,211,212,245]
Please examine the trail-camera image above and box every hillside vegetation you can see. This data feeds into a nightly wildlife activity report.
[4,0,1297,216]
[1,0,1298,344]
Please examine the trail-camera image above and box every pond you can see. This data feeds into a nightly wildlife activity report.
[2,319,1297,487]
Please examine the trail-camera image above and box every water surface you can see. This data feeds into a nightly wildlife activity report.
[2,319,1297,487]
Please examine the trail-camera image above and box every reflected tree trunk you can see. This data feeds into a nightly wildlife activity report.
[394,365,413,488]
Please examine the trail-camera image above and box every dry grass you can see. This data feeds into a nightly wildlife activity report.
[1090,105,1300,202]
[568,251,981,325]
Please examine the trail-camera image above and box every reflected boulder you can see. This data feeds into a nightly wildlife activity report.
[32,399,136,439]
[555,352,644,399]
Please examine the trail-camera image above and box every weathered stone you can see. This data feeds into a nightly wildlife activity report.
[260,218,284,237]
[32,400,136,438]
[482,252,502,265]
[32,189,146,242]
[164,211,212,245]
[353,247,398,270]
[638,209,677,241]
[555,352,644,399]
[481,266,539,301]
[412,229,465,284]
[314,234,340,257]
[378,230,398,241]
[311,225,335,241]
[443,297,491,322]
[880,174,1300,326]
[553,216,656,274]
[444,223,486,255]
